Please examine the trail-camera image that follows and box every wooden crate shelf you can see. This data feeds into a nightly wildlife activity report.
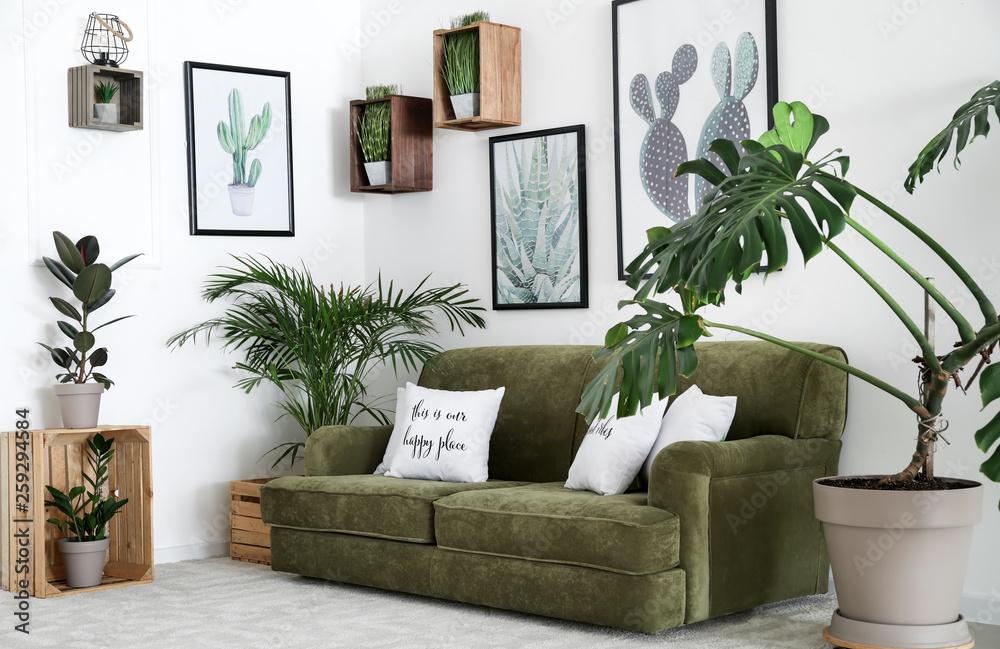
[350,94,433,193]
[230,478,276,565]
[432,21,521,131]
[68,64,143,131]
[1,426,153,597]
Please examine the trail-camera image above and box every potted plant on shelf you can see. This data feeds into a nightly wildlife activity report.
[93,80,119,124]
[167,255,486,465]
[217,88,271,216]
[39,231,140,429]
[442,11,489,119]
[354,84,398,186]
[579,84,1000,649]
[44,433,129,588]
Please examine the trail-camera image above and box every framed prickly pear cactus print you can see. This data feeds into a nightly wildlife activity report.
[489,125,589,310]
[184,61,295,236]
[612,0,777,279]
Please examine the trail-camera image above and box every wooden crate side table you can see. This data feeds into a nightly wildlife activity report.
[230,478,276,565]
[1,426,153,597]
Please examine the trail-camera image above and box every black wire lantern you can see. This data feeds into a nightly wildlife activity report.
[80,13,133,67]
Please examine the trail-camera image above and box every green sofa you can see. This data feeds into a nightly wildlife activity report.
[259,341,848,633]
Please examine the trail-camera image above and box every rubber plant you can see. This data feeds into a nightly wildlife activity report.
[578,83,1000,499]
[167,255,487,465]
[39,231,141,388]
[44,433,128,542]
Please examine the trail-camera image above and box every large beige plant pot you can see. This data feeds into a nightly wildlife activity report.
[58,537,110,588]
[814,476,982,649]
[53,382,104,428]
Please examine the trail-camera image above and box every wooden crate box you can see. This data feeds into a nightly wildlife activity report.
[1,426,153,597]
[349,94,433,194]
[432,21,521,131]
[67,64,143,131]
[230,478,276,565]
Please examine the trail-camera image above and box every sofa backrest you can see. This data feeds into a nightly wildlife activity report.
[419,341,848,482]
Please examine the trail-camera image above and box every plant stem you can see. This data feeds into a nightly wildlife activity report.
[844,215,976,344]
[822,237,942,374]
[704,320,931,418]
[852,184,998,325]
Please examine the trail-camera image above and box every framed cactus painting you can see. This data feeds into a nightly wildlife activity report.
[612,0,778,278]
[184,62,295,236]
[489,125,589,310]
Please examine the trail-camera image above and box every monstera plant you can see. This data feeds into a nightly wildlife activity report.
[495,135,582,305]
[578,82,1000,647]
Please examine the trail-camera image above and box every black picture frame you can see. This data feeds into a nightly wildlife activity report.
[612,0,778,279]
[184,61,295,236]
[489,125,589,310]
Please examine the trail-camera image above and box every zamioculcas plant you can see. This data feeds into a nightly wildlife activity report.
[167,255,487,465]
[578,92,1000,496]
[45,433,128,542]
[495,135,581,304]
[217,88,272,189]
[94,80,119,104]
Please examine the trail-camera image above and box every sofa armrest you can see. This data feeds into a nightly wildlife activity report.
[648,435,841,625]
[304,425,392,476]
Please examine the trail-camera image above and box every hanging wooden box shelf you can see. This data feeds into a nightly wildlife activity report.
[432,21,521,131]
[350,94,433,194]
[1,426,153,597]
[68,65,143,131]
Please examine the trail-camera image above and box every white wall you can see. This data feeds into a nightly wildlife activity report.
[358,0,1000,610]
[1,0,365,560]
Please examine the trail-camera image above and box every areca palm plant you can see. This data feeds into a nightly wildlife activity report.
[167,256,486,465]
[579,86,1000,494]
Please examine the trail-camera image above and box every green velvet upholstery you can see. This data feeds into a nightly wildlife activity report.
[305,424,392,477]
[649,435,842,623]
[261,342,849,634]
[430,550,687,634]
[417,346,598,482]
[434,482,679,575]
[261,475,527,543]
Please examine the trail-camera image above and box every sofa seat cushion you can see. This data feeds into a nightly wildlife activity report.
[433,482,679,575]
[261,475,527,544]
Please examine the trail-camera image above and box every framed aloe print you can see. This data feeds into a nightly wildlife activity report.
[612,0,778,278]
[489,125,589,310]
[184,61,295,236]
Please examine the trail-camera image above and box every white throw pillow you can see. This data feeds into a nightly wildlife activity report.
[565,393,670,496]
[385,383,505,483]
[640,384,737,484]
[373,387,408,475]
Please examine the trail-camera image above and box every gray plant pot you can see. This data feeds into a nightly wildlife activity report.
[227,184,256,216]
[450,92,480,120]
[814,476,983,649]
[58,537,111,588]
[53,383,104,429]
[93,103,118,124]
[364,161,391,186]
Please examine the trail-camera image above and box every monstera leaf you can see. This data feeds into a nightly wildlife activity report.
[626,103,856,307]
[905,81,1000,194]
[977,363,1000,483]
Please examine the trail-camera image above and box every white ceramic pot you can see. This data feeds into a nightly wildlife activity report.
[93,103,118,124]
[363,161,391,186]
[53,383,104,429]
[814,475,982,649]
[227,184,256,216]
[58,537,111,588]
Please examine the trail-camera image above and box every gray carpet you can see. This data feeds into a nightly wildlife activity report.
[2,557,842,648]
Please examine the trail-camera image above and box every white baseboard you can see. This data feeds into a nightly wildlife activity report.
[154,541,229,564]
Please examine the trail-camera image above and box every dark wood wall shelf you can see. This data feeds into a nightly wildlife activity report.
[68,65,143,131]
[350,94,433,194]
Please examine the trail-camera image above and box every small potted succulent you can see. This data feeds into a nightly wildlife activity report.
[354,84,399,186]
[217,88,272,216]
[39,231,140,428]
[442,11,489,119]
[45,433,128,588]
[93,80,119,124]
